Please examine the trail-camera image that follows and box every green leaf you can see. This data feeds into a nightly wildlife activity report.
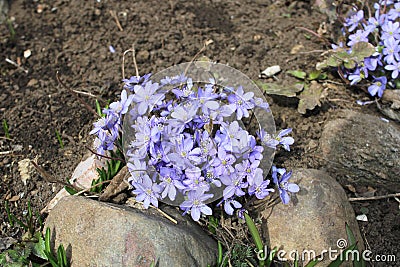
[95,100,102,117]
[297,81,323,114]
[350,42,375,61]
[244,213,264,267]
[44,250,59,267]
[327,243,357,267]
[32,231,48,260]
[64,186,77,195]
[266,247,278,267]
[343,60,356,69]
[345,224,356,246]
[5,201,14,226]
[217,241,223,265]
[345,224,366,267]
[287,70,307,80]
[57,244,68,267]
[308,70,326,81]
[304,258,322,267]
[255,80,304,97]
[45,228,52,254]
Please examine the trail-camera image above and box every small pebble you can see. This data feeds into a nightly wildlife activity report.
[259,65,281,78]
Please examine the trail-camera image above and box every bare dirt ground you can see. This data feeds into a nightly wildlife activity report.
[1,0,398,266]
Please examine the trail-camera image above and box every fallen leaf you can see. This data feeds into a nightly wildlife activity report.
[255,80,303,97]
[99,165,129,201]
[18,159,32,186]
[290,44,304,54]
[298,81,323,114]
[8,195,20,202]
[345,184,356,193]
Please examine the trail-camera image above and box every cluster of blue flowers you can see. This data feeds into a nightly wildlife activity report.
[91,73,299,221]
[337,0,400,97]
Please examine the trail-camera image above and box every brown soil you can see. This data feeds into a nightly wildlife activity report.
[0,0,398,266]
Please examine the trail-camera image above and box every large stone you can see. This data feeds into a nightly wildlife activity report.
[262,169,363,266]
[44,196,217,267]
[320,110,400,192]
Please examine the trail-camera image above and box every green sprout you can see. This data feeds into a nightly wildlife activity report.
[91,147,124,193]
[3,119,10,139]
[6,19,16,41]
[55,130,64,149]
[2,202,70,267]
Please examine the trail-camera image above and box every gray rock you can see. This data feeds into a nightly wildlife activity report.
[44,196,217,267]
[261,169,363,266]
[320,110,400,192]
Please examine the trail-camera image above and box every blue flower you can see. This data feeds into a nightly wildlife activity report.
[170,103,198,124]
[182,167,210,192]
[109,89,134,115]
[131,175,162,208]
[257,129,279,149]
[345,10,364,32]
[347,29,369,46]
[382,37,400,64]
[211,147,236,176]
[160,73,187,86]
[167,135,202,169]
[388,3,400,20]
[127,159,148,183]
[132,81,165,115]
[275,128,295,151]
[209,104,235,124]
[172,78,195,98]
[180,189,213,221]
[223,198,242,215]
[227,86,255,120]
[272,166,299,204]
[220,168,248,199]
[190,86,220,114]
[248,168,274,199]
[348,69,363,85]
[368,76,387,97]
[123,73,152,91]
[159,167,185,201]
[385,61,400,79]
[381,21,400,40]
[258,128,294,151]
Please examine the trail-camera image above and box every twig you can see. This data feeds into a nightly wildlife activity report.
[297,50,325,54]
[151,206,178,224]
[0,136,14,141]
[0,150,13,156]
[109,10,123,31]
[295,26,331,45]
[72,90,98,98]
[183,40,213,76]
[348,193,400,202]
[75,180,111,196]
[122,45,139,80]
[56,72,99,117]
[132,44,139,78]
[5,58,28,73]
[85,146,126,163]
